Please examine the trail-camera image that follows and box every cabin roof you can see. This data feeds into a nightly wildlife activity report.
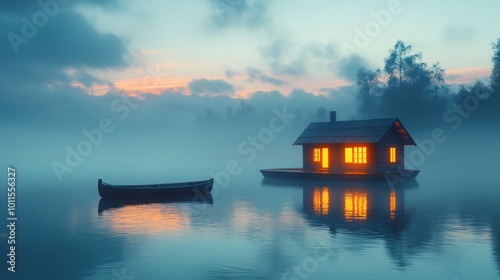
[293,118,416,145]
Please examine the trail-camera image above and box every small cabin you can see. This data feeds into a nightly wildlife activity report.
[293,111,416,174]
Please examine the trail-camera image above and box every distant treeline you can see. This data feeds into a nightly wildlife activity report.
[199,39,500,129]
[355,39,500,128]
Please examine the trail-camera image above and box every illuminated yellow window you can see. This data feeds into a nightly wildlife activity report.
[390,147,396,163]
[345,147,367,164]
[345,148,352,163]
[313,148,321,162]
[321,148,329,168]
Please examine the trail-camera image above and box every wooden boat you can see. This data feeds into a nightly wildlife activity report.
[98,178,213,199]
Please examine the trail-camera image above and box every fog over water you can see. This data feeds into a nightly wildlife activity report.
[1,0,500,278]
[1,84,500,279]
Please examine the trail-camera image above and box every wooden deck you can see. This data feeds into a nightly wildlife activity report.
[260,168,420,181]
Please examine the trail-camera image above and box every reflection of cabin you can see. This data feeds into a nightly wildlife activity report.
[302,184,408,228]
[260,111,419,180]
[301,182,413,267]
[294,111,415,174]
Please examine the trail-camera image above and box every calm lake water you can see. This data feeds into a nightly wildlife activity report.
[1,160,500,280]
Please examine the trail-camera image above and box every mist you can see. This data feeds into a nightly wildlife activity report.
[0,24,500,275]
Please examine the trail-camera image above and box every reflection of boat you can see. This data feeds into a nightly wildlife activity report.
[98,193,213,214]
[98,178,213,199]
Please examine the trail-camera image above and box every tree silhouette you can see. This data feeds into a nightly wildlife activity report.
[384,40,429,88]
[487,38,500,120]
[429,63,446,98]
[356,67,382,117]
[492,38,500,86]
[449,38,500,124]
[355,40,448,125]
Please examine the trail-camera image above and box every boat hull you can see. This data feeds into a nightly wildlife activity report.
[260,168,419,181]
[98,178,213,199]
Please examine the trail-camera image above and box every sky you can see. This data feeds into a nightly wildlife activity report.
[1,0,499,100]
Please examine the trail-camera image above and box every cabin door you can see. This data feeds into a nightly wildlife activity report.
[321,148,329,168]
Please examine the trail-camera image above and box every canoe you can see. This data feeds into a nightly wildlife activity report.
[98,178,213,199]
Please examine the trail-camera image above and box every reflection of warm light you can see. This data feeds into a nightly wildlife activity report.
[390,190,397,219]
[313,187,330,216]
[321,148,329,168]
[103,204,189,235]
[231,201,273,235]
[279,204,306,227]
[344,191,368,221]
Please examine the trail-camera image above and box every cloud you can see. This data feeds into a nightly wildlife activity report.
[209,0,272,29]
[260,38,337,77]
[337,54,370,82]
[188,78,236,96]
[0,0,122,17]
[445,66,491,84]
[246,67,287,86]
[443,25,478,43]
[225,68,238,79]
[0,2,130,95]
[260,38,307,76]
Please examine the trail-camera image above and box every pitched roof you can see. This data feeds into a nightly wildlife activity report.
[293,118,416,145]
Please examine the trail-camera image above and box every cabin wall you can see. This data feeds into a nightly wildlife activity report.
[302,144,317,169]
[377,128,405,172]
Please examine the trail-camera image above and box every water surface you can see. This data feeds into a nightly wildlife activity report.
[1,162,499,280]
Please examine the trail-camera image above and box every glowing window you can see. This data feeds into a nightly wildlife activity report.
[321,148,329,168]
[390,147,396,163]
[345,147,367,164]
[313,148,321,162]
[345,148,352,163]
